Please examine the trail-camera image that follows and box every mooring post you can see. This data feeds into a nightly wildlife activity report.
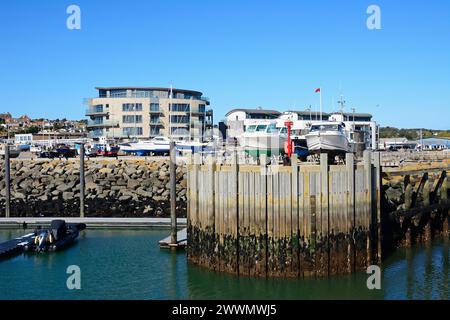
[79,143,85,218]
[363,150,373,265]
[4,144,10,218]
[170,141,177,246]
[373,151,382,262]
[345,152,355,273]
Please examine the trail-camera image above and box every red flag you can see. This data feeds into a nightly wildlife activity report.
[315,88,321,93]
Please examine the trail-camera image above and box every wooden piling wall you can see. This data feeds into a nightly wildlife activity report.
[187,151,384,278]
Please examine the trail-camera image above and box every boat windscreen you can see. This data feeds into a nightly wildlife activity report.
[311,124,341,131]
[246,125,257,132]
[256,125,268,132]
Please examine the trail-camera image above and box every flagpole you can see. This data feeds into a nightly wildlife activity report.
[320,88,323,121]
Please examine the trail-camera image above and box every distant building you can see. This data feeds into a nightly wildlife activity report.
[85,87,213,140]
[418,137,450,150]
[379,137,417,150]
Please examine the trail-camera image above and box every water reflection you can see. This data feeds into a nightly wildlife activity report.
[0,229,448,300]
[383,240,449,300]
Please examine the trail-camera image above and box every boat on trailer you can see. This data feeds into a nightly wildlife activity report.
[305,121,350,157]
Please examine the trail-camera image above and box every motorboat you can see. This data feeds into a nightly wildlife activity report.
[24,220,86,253]
[120,136,170,156]
[176,140,209,153]
[0,220,86,258]
[305,121,350,157]
[0,144,21,159]
[239,122,287,156]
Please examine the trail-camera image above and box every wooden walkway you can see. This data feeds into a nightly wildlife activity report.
[158,228,187,249]
[0,233,35,259]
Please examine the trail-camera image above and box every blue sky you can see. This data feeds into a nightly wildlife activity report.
[0,0,449,129]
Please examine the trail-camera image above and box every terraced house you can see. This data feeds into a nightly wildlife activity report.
[85,87,213,140]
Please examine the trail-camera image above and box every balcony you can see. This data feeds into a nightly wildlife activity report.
[149,108,164,114]
[86,120,119,129]
[86,107,109,116]
[150,119,164,126]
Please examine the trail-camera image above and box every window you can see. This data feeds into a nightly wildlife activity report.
[170,104,190,112]
[198,104,206,113]
[170,115,190,123]
[122,103,143,111]
[150,116,161,123]
[93,104,103,112]
[256,125,268,132]
[150,103,160,111]
[122,115,142,123]
[266,124,278,133]
[246,125,257,132]
[150,127,161,135]
[123,127,143,136]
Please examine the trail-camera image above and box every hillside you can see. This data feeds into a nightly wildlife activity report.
[379,127,450,140]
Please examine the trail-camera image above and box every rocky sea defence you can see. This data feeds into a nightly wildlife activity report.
[0,159,187,217]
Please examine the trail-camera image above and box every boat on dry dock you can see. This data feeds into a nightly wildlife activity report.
[305,121,350,157]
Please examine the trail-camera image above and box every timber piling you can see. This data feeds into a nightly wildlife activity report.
[186,151,450,278]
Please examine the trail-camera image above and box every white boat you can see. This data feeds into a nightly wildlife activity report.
[305,122,350,156]
[176,140,209,153]
[0,145,21,158]
[238,122,287,156]
[120,136,170,156]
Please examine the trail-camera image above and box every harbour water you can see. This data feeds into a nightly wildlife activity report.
[0,229,448,300]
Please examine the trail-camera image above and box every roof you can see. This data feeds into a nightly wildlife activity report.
[226,108,281,117]
[339,112,373,118]
[286,110,331,117]
[417,137,450,145]
[95,87,203,96]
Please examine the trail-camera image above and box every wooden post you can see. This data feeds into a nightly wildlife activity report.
[291,154,299,276]
[363,150,373,266]
[79,143,85,218]
[4,144,10,218]
[373,151,382,262]
[170,141,177,246]
[232,150,240,275]
[346,153,355,273]
[320,153,329,276]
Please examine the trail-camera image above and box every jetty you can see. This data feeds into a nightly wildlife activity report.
[0,233,34,259]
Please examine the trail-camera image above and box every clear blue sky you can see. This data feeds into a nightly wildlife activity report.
[0,0,449,129]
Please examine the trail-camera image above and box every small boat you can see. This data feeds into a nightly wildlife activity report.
[90,143,120,157]
[305,121,350,157]
[176,140,209,153]
[24,220,86,253]
[239,122,287,156]
[0,144,21,159]
[0,220,86,259]
[120,136,170,156]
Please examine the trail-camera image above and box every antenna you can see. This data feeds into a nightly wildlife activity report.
[338,95,346,115]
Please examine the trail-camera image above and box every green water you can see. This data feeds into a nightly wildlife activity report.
[0,229,448,300]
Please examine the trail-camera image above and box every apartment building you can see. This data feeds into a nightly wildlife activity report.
[85,87,213,140]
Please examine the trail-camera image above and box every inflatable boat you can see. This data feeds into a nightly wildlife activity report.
[24,220,86,252]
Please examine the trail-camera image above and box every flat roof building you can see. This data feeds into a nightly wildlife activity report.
[85,87,213,140]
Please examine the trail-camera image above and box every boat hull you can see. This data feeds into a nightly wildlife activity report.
[306,132,350,156]
[239,134,287,156]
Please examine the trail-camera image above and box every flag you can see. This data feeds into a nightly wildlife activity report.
[315,88,321,93]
